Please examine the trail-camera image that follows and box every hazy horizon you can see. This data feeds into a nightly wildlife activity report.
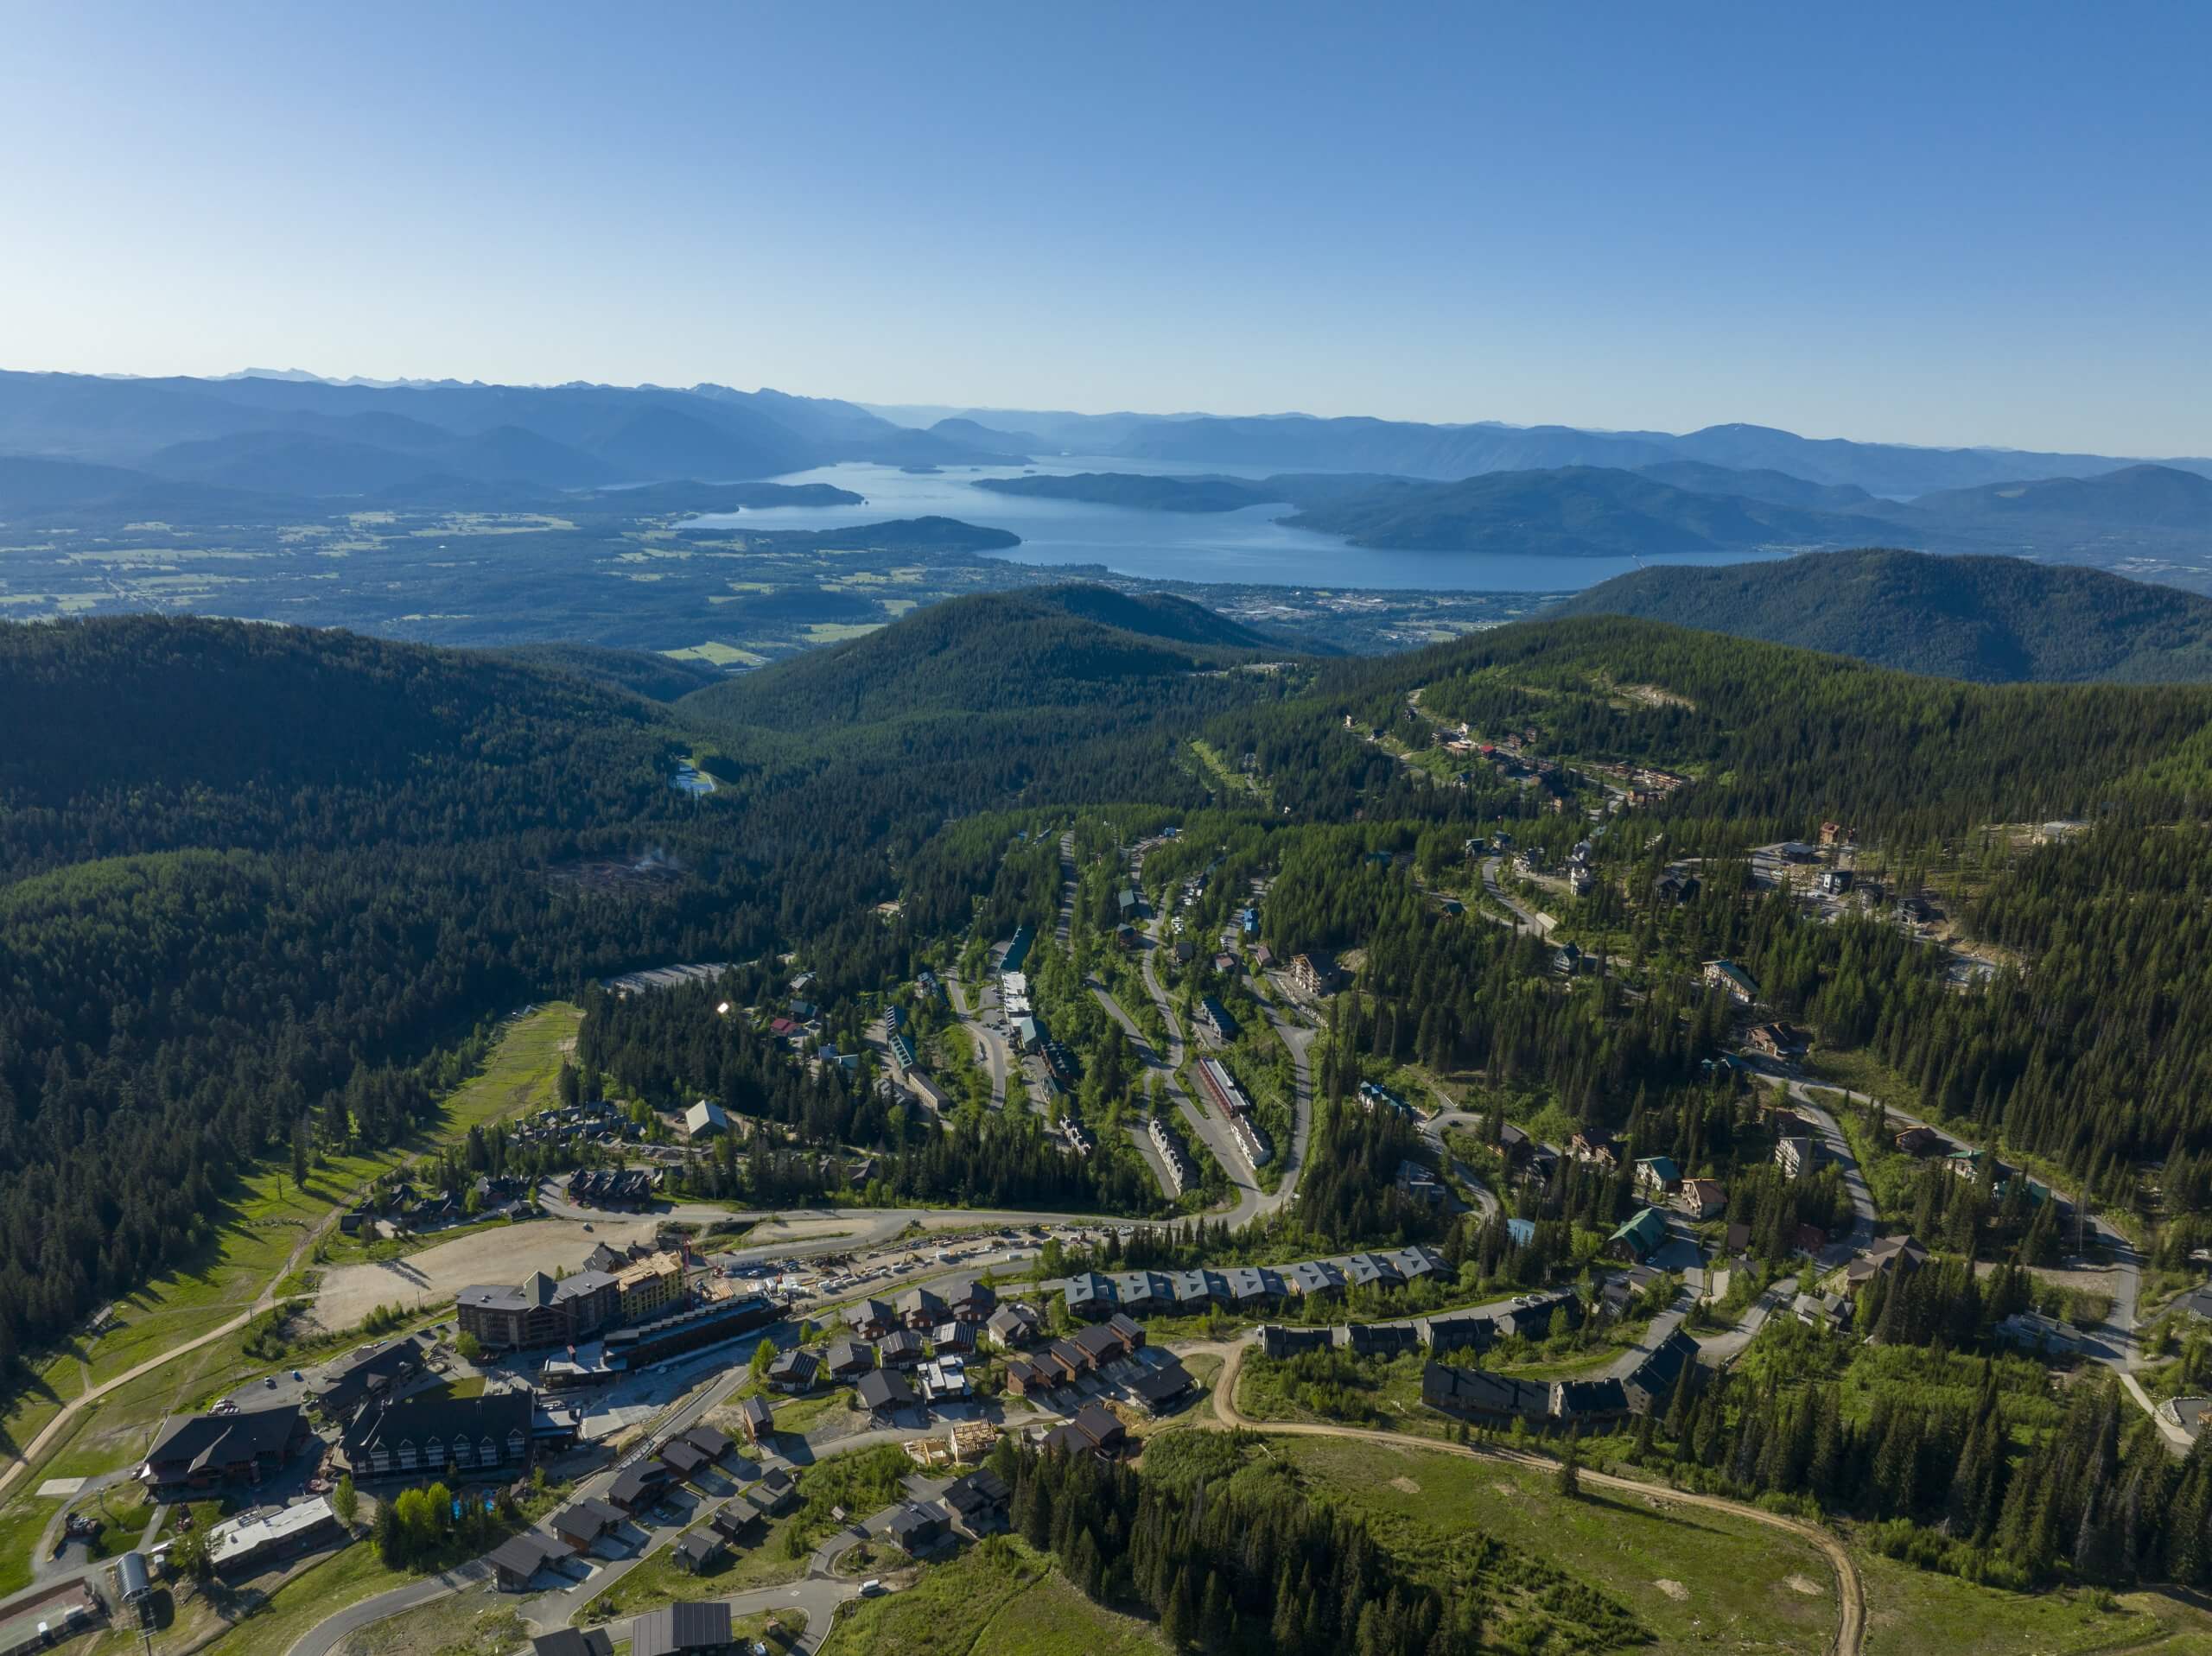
[4,3,2209,454]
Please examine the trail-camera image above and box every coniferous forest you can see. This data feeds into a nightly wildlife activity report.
[12,591,2212,1621]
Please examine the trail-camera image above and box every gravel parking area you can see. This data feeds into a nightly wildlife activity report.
[311,1215,667,1329]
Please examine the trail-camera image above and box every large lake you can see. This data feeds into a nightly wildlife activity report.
[681,458,1797,593]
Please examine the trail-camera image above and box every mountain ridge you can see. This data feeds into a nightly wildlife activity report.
[1553,547,2212,682]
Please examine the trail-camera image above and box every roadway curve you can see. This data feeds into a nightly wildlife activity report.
[1201,1341,1866,1656]
[0,1179,342,1504]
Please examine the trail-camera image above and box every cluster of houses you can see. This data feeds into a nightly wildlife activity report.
[491,1426,802,1596]
[719,1278,1009,1420]
[565,1167,662,1208]
[877,1468,1016,1563]
[1001,1317,1197,1418]
[1061,1247,1451,1321]
[508,1097,640,1157]
[1628,1155,1728,1222]
[340,1174,534,1238]
[1193,1056,1273,1171]
[1423,1328,1700,1427]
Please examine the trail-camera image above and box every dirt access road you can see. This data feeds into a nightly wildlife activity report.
[1196,1340,1866,1656]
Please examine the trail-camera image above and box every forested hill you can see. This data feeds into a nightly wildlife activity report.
[1278,466,1878,555]
[1287,613,2212,840]
[1553,549,2212,682]
[493,641,728,702]
[0,605,1289,1359]
[0,616,676,871]
[0,617,753,1354]
[678,585,1289,733]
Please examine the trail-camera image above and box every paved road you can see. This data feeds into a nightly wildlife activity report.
[1695,1276,1798,1367]
[1242,968,1317,1209]
[1053,829,1077,947]
[943,976,1009,1112]
[1766,1063,2181,1450]
[1199,1341,1866,1656]
[1747,1076,1878,1259]
[1480,856,1555,939]
[1409,1081,1501,1222]
[288,1558,497,1656]
[1086,974,1236,1215]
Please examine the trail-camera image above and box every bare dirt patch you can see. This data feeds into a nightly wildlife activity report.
[1784,1572,1824,1596]
[1654,1579,1689,1602]
[313,1214,665,1328]
[1389,1475,1421,1494]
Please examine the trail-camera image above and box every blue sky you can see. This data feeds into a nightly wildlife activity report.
[3,2,2208,454]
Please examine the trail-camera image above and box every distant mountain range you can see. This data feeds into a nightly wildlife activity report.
[1554,548,2212,682]
[0,369,1029,502]
[876,402,2212,497]
[5,369,2210,599]
[965,461,2212,568]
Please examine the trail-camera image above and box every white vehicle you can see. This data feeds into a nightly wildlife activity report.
[860,1578,885,1596]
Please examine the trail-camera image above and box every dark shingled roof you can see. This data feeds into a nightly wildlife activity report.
[632,1601,731,1656]
[144,1405,302,1478]
[532,1631,613,1656]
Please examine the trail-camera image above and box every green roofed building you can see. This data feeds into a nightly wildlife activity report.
[1608,1207,1669,1263]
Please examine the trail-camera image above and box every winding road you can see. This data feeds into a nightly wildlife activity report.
[943,975,1010,1112]
[1087,924,1312,1229]
[1200,1340,1866,1656]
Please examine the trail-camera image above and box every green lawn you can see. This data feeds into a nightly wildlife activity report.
[1279,1434,1836,1653]
[1853,1546,2212,1654]
[0,1496,59,1599]
[578,1515,810,1621]
[0,1005,582,1567]
[818,1538,1167,1656]
[770,1388,852,1437]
